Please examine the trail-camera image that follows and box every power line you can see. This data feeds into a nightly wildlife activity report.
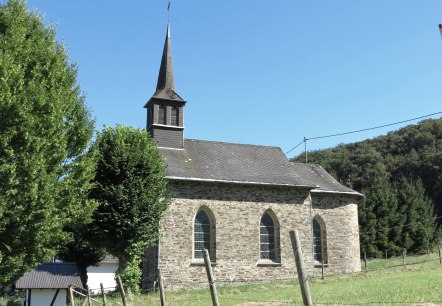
[308,111,442,141]
[285,111,442,155]
[285,139,304,155]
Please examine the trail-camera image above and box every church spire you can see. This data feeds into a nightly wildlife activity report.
[155,22,175,92]
[152,10,183,101]
[144,1,186,149]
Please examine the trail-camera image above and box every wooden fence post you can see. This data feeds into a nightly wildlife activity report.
[80,292,87,306]
[86,286,91,306]
[158,268,166,306]
[402,249,407,270]
[203,249,219,306]
[116,275,128,306]
[100,283,107,306]
[321,260,324,280]
[364,252,368,273]
[289,229,313,306]
[385,249,388,260]
[68,285,75,306]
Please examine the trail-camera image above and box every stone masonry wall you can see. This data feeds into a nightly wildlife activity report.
[142,181,360,291]
[311,192,361,274]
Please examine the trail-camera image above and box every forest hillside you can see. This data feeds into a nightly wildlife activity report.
[292,118,442,256]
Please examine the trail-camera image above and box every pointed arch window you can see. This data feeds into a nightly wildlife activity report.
[313,217,327,264]
[171,106,179,126]
[194,210,215,259]
[158,105,166,125]
[260,212,279,261]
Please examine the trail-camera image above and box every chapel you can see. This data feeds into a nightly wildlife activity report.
[142,22,362,291]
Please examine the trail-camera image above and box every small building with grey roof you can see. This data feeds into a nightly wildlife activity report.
[16,262,82,306]
[141,22,362,291]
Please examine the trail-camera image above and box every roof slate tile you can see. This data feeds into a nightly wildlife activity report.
[15,262,83,289]
[159,139,316,187]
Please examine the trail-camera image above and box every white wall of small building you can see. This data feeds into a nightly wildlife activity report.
[29,289,66,306]
[86,262,118,293]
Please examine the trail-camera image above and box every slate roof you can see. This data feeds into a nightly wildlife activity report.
[291,163,363,197]
[16,262,83,289]
[159,139,317,188]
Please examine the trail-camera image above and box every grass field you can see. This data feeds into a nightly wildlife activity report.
[105,253,442,306]
[2,253,441,305]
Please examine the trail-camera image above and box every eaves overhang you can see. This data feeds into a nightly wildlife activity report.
[144,96,187,108]
[167,176,318,189]
[311,188,364,199]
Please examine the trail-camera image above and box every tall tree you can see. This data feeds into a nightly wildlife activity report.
[293,118,442,251]
[396,178,439,253]
[89,125,170,292]
[57,226,106,287]
[0,0,96,285]
[360,176,401,257]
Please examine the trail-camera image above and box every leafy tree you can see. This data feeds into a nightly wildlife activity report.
[57,226,106,287]
[89,125,170,292]
[0,0,96,285]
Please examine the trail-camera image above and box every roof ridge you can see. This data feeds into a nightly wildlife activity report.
[291,162,322,167]
[185,138,282,149]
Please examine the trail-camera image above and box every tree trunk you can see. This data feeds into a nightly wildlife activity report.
[77,265,88,289]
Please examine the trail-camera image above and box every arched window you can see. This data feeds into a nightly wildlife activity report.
[171,107,179,126]
[313,219,322,262]
[260,212,278,261]
[313,217,327,264]
[158,105,166,125]
[194,210,212,259]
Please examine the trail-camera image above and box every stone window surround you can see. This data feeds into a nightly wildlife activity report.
[193,206,216,263]
[313,215,328,267]
[189,207,287,267]
[259,209,281,264]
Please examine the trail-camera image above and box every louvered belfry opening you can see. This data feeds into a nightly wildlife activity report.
[144,22,186,149]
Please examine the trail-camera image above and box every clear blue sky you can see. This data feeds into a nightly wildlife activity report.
[18,1,442,157]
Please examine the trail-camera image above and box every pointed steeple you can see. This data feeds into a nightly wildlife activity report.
[153,23,183,101]
[144,14,186,149]
[156,23,174,91]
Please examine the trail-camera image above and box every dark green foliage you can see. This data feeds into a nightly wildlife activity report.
[57,226,106,287]
[89,125,170,292]
[395,178,438,254]
[293,118,442,255]
[0,0,95,285]
[359,176,400,257]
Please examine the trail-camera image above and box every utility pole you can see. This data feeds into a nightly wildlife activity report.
[304,137,308,163]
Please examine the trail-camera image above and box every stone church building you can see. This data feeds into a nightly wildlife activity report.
[142,23,362,291]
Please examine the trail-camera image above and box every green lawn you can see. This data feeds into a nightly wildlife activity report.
[2,254,441,305]
[107,254,442,305]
